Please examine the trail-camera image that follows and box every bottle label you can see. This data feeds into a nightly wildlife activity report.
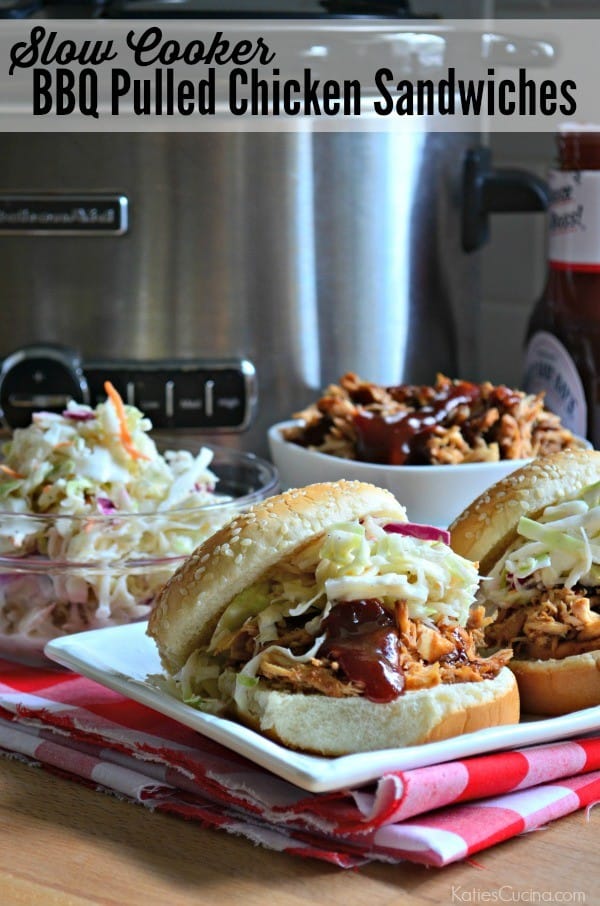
[523,330,587,437]
[548,169,600,271]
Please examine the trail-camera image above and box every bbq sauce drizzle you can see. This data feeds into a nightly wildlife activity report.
[353,380,481,465]
[321,599,404,703]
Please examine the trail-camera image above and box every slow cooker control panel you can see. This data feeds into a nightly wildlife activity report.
[0,345,257,432]
[84,359,256,432]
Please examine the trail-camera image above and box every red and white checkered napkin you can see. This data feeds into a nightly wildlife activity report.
[1,657,600,869]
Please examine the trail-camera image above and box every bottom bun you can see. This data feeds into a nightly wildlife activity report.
[222,667,519,755]
[511,650,600,716]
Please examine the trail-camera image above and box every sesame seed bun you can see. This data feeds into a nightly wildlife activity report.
[449,449,600,575]
[450,449,600,716]
[148,480,407,674]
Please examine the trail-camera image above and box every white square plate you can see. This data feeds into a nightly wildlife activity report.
[45,622,600,793]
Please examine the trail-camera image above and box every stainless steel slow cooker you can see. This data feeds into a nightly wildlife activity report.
[0,4,549,454]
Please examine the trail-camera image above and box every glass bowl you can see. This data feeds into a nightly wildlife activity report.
[0,441,279,667]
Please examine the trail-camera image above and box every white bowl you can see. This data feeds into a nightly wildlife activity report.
[268,420,531,529]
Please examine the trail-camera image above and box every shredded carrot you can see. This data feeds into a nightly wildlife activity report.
[0,464,23,479]
[53,441,72,450]
[104,381,150,461]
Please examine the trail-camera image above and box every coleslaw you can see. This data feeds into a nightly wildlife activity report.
[0,384,239,653]
[485,480,600,608]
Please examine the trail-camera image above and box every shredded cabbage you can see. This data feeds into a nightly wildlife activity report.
[204,515,478,653]
[315,516,478,625]
[0,394,236,645]
[210,582,272,652]
[486,481,600,607]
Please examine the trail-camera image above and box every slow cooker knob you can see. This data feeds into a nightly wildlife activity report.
[0,344,89,429]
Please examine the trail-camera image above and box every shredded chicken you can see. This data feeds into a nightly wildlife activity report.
[485,586,600,660]
[224,600,511,699]
[259,653,362,698]
[283,372,582,466]
[398,604,511,691]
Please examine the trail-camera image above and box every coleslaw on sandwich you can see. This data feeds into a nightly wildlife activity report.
[484,480,600,659]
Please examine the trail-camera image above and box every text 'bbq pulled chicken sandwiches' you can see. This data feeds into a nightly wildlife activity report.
[450,449,600,717]
[148,480,518,755]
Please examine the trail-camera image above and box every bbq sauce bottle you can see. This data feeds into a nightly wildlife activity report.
[523,125,600,445]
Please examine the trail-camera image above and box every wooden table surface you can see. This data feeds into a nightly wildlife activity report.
[0,757,597,906]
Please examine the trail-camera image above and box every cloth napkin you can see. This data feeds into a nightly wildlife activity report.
[1,657,600,869]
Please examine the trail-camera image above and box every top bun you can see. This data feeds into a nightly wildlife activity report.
[148,480,406,673]
[450,448,600,573]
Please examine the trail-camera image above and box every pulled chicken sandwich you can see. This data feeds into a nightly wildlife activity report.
[450,448,600,716]
[148,480,518,755]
